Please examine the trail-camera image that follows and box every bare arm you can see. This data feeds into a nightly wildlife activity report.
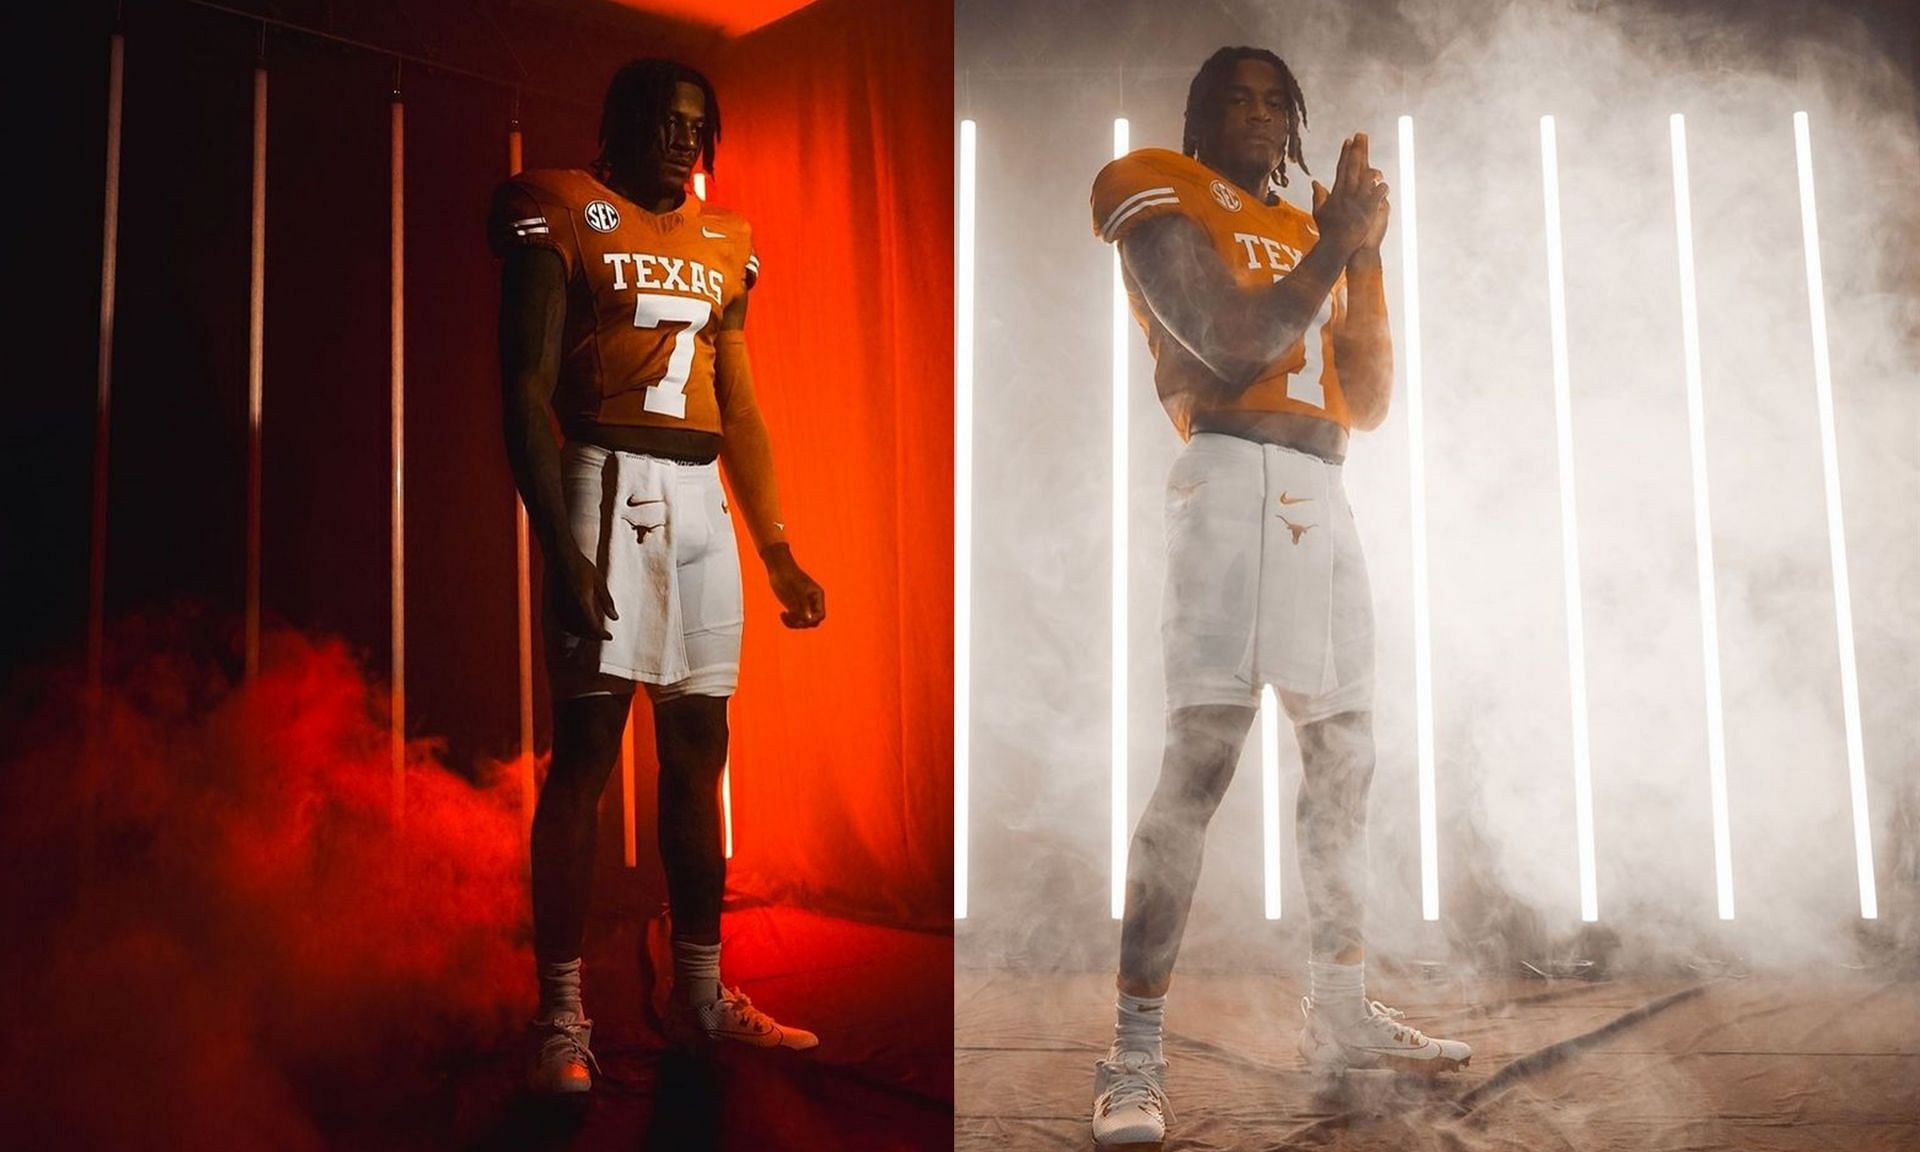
[1120,211,1352,392]
[714,293,826,629]
[499,246,613,638]
[499,248,569,558]
[713,293,783,551]
[1321,151,1394,431]
[1333,252,1392,430]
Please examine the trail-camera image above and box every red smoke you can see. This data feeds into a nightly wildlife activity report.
[0,617,531,1147]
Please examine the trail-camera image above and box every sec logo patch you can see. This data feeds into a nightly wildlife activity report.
[1209,180,1242,212]
[584,200,621,233]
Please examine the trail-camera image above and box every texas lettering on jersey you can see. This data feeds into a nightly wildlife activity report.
[1232,232,1304,274]
[487,168,759,435]
[1091,148,1350,437]
[600,252,727,306]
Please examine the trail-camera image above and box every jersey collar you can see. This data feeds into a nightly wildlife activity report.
[582,167,703,224]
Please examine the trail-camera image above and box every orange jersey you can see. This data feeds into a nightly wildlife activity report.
[487,168,760,436]
[1091,148,1350,438]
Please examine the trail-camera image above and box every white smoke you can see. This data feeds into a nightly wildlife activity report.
[959,0,1918,977]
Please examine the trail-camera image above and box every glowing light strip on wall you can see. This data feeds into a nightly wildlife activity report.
[509,121,536,845]
[956,119,976,919]
[1261,684,1282,920]
[1667,114,1735,921]
[390,87,407,820]
[245,60,267,680]
[722,755,734,860]
[622,703,638,868]
[1539,115,1598,922]
[1793,110,1876,920]
[88,30,125,714]
[1397,114,1439,922]
[1110,116,1131,921]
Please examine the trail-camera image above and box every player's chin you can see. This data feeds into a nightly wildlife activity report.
[1232,137,1281,171]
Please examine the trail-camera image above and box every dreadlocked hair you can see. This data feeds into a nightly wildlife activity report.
[1182,46,1308,190]
[597,58,721,178]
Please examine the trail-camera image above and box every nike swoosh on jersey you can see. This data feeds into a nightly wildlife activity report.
[701,226,727,238]
[1277,491,1312,505]
[626,496,666,506]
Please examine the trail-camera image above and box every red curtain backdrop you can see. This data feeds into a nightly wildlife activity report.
[702,0,954,929]
[22,0,949,936]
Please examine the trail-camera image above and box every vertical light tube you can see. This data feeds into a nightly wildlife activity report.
[621,700,638,868]
[1398,115,1439,921]
[955,119,976,919]
[1110,116,1131,921]
[1668,114,1735,920]
[1793,111,1876,920]
[88,30,126,714]
[721,758,734,860]
[390,86,407,820]
[1261,684,1282,920]
[246,60,267,680]
[1540,115,1598,922]
[508,119,536,844]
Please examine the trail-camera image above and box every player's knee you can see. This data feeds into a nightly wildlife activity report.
[543,694,631,804]
[1156,703,1254,816]
[532,770,598,831]
[555,692,634,752]
[1167,703,1255,748]
[655,695,730,780]
[1139,778,1229,843]
[1301,710,1375,784]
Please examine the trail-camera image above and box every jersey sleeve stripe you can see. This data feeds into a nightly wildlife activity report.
[1101,193,1181,241]
[1103,185,1178,222]
[1099,185,1178,237]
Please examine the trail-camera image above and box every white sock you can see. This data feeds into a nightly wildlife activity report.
[537,956,584,1021]
[1308,960,1366,1027]
[672,938,722,1007]
[1112,991,1166,1061]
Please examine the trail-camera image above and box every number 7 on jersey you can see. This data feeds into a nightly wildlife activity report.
[631,294,713,419]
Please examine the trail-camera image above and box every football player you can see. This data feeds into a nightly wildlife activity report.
[1085,45,1470,1146]
[489,58,826,1095]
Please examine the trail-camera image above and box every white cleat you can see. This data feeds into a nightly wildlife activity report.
[1091,1049,1170,1147]
[526,1011,599,1094]
[667,985,820,1050]
[1297,996,1471,1076]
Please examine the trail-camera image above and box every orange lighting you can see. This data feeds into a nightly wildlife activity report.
[600,0,819,37]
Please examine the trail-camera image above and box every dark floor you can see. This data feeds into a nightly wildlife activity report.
[330,906,955,1152]
[956,966,1920,1151]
